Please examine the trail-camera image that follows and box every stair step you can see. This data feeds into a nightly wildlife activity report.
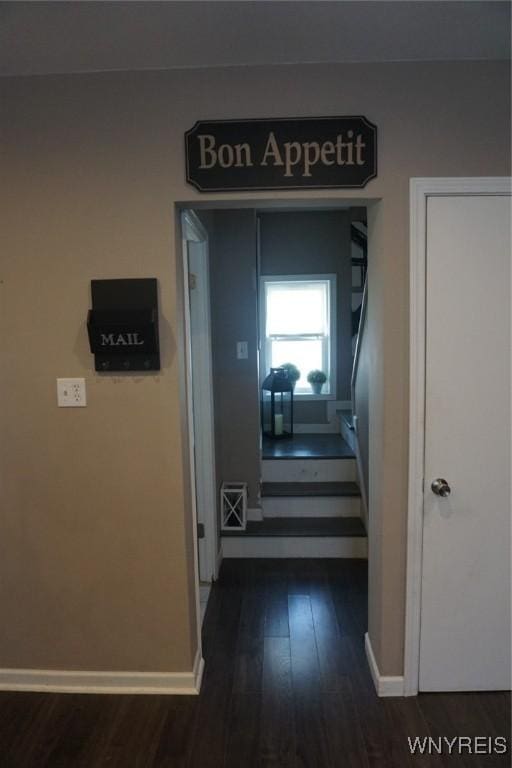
[262,434,354,460]
[261,494,361,518]
[222,535,367,558]
[262,458,357,483]
[222,516,366,537]
[262,481,360,498]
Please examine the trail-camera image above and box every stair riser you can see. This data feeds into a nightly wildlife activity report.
[222,536,367,558]
[262,458,357,483]
[262,496,361,518]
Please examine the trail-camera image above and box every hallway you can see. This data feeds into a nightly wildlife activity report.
[0,560,510,767]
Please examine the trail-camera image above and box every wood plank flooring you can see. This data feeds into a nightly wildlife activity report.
[0,559,510,767]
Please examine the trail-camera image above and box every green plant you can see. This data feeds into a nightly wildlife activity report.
[307,369,327,384]
[281,363,300,382]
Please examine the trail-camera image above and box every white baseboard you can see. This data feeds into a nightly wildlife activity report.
[222,535,367,558]
[0,649,205,696]
[262,496,361,518]
[364,632,404,697]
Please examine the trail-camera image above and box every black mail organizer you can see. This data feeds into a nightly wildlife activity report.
[87,278,160,372]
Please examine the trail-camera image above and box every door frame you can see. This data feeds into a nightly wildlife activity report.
[181,209,220,586]
[404,176,511,696]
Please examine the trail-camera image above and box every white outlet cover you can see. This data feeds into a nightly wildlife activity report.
[237,341,248,359]
[57,378,87,407]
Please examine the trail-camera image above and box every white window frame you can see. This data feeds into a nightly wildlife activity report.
[259,274,337,400]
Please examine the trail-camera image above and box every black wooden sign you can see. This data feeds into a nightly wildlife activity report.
[185,116,377,192]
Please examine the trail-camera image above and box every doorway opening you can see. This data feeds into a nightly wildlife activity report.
[180,199,374,624]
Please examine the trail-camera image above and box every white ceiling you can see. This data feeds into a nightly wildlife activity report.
[0,1,509,77]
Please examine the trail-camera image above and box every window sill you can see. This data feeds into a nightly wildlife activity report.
[293,393,336,401]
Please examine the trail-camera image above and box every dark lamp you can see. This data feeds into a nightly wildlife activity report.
[261,367,294,439]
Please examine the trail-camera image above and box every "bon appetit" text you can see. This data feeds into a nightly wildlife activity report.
[197,130,367,178]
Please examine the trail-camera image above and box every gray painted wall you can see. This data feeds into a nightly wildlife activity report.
[208,210,260,508]
[259,211,352,422]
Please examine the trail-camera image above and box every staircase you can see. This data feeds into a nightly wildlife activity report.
[222,434,367,558]
[222,212,369,559]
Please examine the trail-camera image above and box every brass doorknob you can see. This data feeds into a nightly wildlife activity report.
[431,478,451,497]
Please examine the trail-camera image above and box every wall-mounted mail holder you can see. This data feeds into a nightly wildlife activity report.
[87,278,160,372]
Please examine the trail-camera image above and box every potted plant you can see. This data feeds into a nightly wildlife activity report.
[307,369,327,395]
[280,363,300,389]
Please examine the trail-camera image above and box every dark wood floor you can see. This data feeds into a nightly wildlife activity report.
[1,559,510,767]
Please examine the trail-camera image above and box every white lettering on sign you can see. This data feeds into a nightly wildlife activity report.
[260,132,284,168]
[198,134,253,169]
[198,130,367,178]
[100,333,145,347]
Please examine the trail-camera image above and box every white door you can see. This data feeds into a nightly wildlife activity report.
[419,193,511,691]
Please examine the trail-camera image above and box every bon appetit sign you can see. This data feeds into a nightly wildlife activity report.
[185,116,377,192]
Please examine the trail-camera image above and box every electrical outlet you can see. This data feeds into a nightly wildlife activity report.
[57,378,87,407]
[237,341,248,359]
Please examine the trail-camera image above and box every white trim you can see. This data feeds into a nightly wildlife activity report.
[182,212,219,583]
[0,650,205,696]
[222,535,367,558]
[180,221,203,671]
[405,177,512,697]
[365,633,404,697]
[182,208,208,243]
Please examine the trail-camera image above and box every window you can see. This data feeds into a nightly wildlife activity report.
[260,275,336,396]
